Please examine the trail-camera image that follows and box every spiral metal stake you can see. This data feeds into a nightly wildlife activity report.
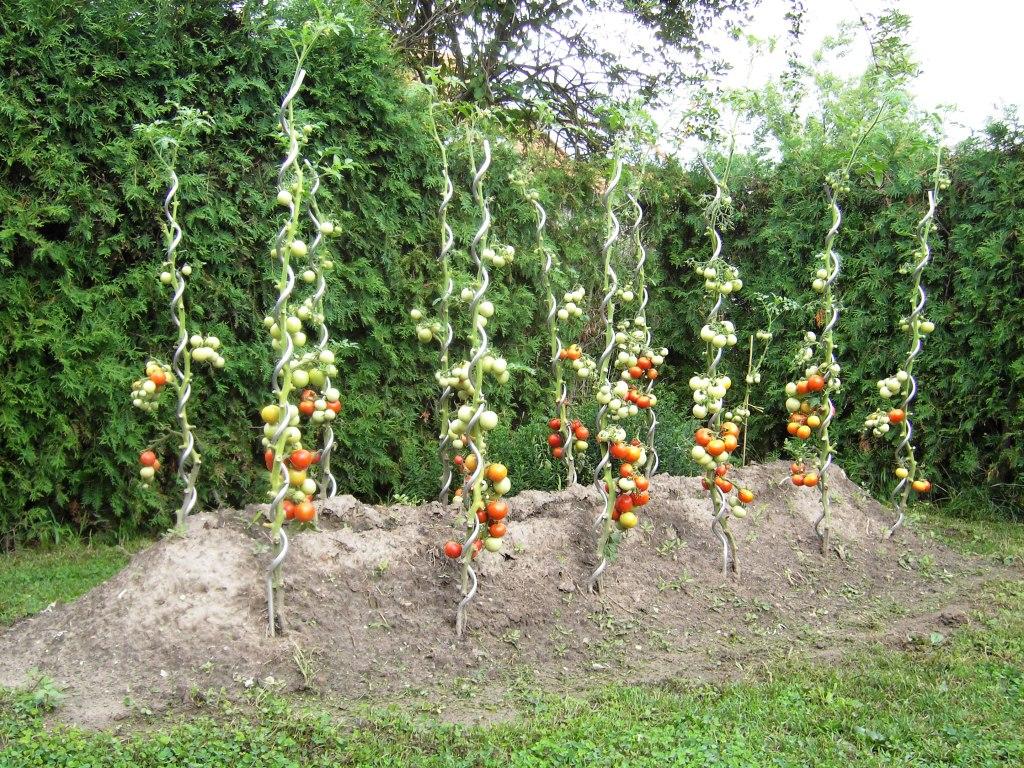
[700,159,737,577]
[455,138,492,637]
[303,159,337,501]
[159,152,200,531]
[628,192,659,478]
[813,189,843,555]
[265,66,306,637]
[588,158,623,594]
[431,109,456,505]
[538,196,577,486]
[887,168,941,537]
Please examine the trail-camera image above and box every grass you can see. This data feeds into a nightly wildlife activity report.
[0,539,147,626]
[0,510,1022,766]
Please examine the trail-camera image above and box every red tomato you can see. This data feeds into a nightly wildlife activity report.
[489,522,507,538]
[148,370,167,387]
[792,474,805,486]
[695,428,713,447]
[487,499,509,520]
[294,501,315,522]
[453,454,464,466]
[548,418,561,430]
[628,366,643,379]
[289,449,313,470]
[614,495,634,514]
[298,401,315,417]
[610,442,629,460]
[632,490,650,506]
[627,446,642,463]
[637,357,652,370]
[803,473,819,487]
[808,374,825,392]
[707,439,726,457]
[715,477,733,493]
[574,426,590,440]
[547,433,563,447]
[636,396,651,409]
[283,500,296,519]
[263,449,275,471]
[139,450,157,467]
[444,540,463,558]
[552,446,564,458]
[326,400,341,414]
[888,408,906,423]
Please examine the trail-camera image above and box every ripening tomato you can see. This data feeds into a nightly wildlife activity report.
[790,463,804,475]
[912,478,931,492]
[140,450,157,467]
[715,477,733,493]
[723,434,738,452]
[548,418,561,430]
[148,369,167,387]
[444,540,463,558]
[707,439,726,457]
[796,380,809,395]
[290,449,313,470]
[485,463,508,483]
[264,449,274,471]
[695,428,714,447]
[299,401,315,417]
[647,369,659,380]
[611,442,629,460]
[714,464,729,478]
[721,422,740,437]
[574,425,590,440]
[294,501,315,522]
[614,494,634,514]
[464,453,478,472]
[808,374,825,392]
[619,463,634,478]
[301,389,317,401]
[632,490,650,506]
[786,422,800,436]
[636,396,652,409]
[283,499,296,519]
[628,366,643,380]
[637,357,652,370]
[471,539,484,558]
[489,522,507,538]
[486,499,509,520]
[738,488,755,504]
[326,400,341,414]
[701,477,710,490]
[634,476,649,491]
[796,425,812,440]
[453,454,464,466]
[626,445,642,463]
[806,414,821,429]
[792,474,805,486]
[803,473,819,487]
[888,409,906,423]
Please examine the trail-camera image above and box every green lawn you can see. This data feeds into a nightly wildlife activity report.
[1,513,1022,766]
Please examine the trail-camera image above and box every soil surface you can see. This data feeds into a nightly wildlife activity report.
[0,461,1002,728]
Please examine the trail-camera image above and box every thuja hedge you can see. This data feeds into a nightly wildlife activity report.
[0,0,1020,542]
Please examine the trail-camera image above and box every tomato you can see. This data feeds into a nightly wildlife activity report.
[807,374,825,392]
[283,500,296,519]
[152,459,160,471]
[791,474,805,486]
[148,370,167,387]
[625,389,637,403]
[806,414,821,429]
[714,464,729,477]
[619,511,639,529]
[790,463,804,474]
[796,425,812,440]
[453,454,464,466]
[471,539,484,557]
[260,404,280,424]
[628,366,643,379]
[786,422,800,436]
[715,477,733,493]
[464,453,478,472]
[738,488,754,504]
[571,419,583,430]
[803,473,819,487]
[301,389,317,401]
[635,476,649,491]
[486,499,509,520]
[619,463,634,478]
[299,401,315,417]
[139,450,157,467]
[722,434,738,452]
[647,369,659,380]
[888,408,906,423]
[721,422,740,437]
[707,439,726,457]
[574,425,590,440]
[264,449,274,471]
[290,449,314,470]
[614,495,634,514]
[288,468,307,487]
[636,395,651,409]
[637,357,652,370]
[485,463,508,483]
[695,428,713,447]
[912,478,931,492]
[547,433,563,447]
[796,380,809,395]
[489,522,507,538]
[632,490,650,506]
[548,418,561,430]
[477,509,487,523]
[444,540,463,558]
[326,400,342,414]
[294,501,315,522]
[610,442,629,460]
[626,445,642,463]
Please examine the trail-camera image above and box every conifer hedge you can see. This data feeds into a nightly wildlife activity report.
[1,0,1020,543]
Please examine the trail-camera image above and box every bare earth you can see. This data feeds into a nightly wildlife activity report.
[0,461,998,728]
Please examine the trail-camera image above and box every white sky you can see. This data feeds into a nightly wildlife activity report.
[713,0,1023,142]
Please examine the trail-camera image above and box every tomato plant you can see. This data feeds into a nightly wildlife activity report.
[131,108,219,531]
[864,148,947,536]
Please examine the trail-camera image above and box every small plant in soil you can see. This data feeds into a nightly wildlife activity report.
[259,11,352,636]
[438,117,515,636]
[131,108,219,531]
[863,147,947,536]
[687,153,755,576]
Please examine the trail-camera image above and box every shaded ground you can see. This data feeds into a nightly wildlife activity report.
[0,461,1004,728]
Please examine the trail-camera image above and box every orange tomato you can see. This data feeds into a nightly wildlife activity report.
[619,463,634,478]
[637,357,652,370]
[148,369,167,387]
[796,380,809,395]
[707,439,726,457]
[489,522,507,538]
[803,473,819,487]
[796,425,812,440]
[486,499,509,520]
[289,449,314,470]
[647,369,659,380]
[807,374,825,392]
[637,396,652,409]
[485,463,508,483]
[574,425,590,440]
[294,501,315,522]
[786,422,800,436]
[723,434,738,452]
[552,446,564,458]
[634,476,649,491]
[721,421,740,437]
[792,474,805,486]
[628,366,643,379]
[632,490,650,506]
[738,488,754,504]
[888,409,906,423]
[626,445,642,463]
[140,450,157,467]
[695,428,714,447]
[715,477,733,493]
[299,400,315,417]
[715,464,729,477]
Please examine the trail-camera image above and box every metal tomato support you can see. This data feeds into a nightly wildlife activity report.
[455,138,492,637]
[627,192,659,478]
[432,110,456,505]
[588,158,623,594]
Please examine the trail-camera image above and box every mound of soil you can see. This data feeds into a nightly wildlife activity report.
[0,462,991,728]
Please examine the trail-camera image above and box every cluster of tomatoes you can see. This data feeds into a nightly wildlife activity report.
[261,446,320,523]
[295,386,342,424]
[784,373,832,440]
[690,422,755,517]
[138,450,162,487]
[131,360,173,413]
[444,460,511,556]
[789,462,820,488]
[607,440,650,530]
[547,417,589,458]
[559,343,596,381]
